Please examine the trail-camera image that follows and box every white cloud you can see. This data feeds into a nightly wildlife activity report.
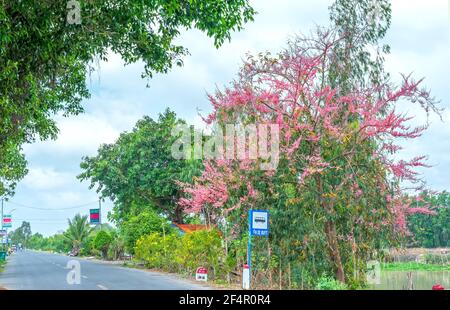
[391,0,449,31]
[24,113,121,157]
[22,167,72,190]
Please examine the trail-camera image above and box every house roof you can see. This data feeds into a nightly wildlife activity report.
[172,223,212,234]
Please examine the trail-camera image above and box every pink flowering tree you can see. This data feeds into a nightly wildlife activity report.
[179,29,440,286]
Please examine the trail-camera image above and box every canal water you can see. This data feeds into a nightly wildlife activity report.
[369,270,450,290]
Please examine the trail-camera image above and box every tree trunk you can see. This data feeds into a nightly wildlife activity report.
[316,174,345,283]
[174,205,184,224]
[325,220,345,283]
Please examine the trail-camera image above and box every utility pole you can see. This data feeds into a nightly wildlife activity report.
[1,198,3,231]
[98,199,102,226]
[1,198,4,249]
[2,197,3,230]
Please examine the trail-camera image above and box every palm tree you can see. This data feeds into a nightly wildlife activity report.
[64,214,92,254]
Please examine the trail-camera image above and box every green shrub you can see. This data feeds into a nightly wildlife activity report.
[178,229,223,277]
[93,230,113,258]
[121,210,173,254]
[135,232,182,271]
[108,237,125,260]
[134,229,225,278]
[316,275,348,290]
[46,234,71,253]
[424,253,450,265]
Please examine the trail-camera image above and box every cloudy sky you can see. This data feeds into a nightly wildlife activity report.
[5,0,450,236]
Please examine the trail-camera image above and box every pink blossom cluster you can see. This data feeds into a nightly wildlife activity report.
[180,31,439,233]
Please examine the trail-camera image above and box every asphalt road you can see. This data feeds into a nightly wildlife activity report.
[0,250,209,290]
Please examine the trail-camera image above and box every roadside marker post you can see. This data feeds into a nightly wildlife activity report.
[195,267,208,282]
[242,264,250,289]
[246,210,269,290]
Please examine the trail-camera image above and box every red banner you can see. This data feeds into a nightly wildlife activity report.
[90,213,99,220]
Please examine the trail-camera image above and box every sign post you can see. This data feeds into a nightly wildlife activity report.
[246,210,269,289]
[0,229,7,246]
[1,198,3,231]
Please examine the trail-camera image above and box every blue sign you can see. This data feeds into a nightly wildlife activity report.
[249,210,269,236]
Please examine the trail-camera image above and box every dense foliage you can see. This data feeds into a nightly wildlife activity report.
[63,214,92,253]
[93,230,113,258]
[135,229,224,278]
[121,209,174,253]
[9,221,31,247]
[28,233,71,254]
[0,0,255,197]
[408,192,450,248]
[78,110,202,224]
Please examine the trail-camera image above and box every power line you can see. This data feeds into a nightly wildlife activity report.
[7,200,99,211]
[13,219,68,223]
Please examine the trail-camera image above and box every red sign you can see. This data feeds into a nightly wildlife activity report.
[195,267,208,282]
[90,213,99,220]
[3,218,11,223]
[196,267,207,274]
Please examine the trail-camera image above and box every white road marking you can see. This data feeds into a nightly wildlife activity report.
[97,284,108,290]
[82,275,88,279]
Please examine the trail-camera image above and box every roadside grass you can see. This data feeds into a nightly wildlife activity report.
[382,262,450,271]
[0,260,6,273]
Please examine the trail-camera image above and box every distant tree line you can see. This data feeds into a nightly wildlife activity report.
[407,192,450,248]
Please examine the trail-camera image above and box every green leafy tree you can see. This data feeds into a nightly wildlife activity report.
[0,0,255,196]
[47,234,71,253]
[27,232,45,249]
[329,0,392,90]
[28,233,70,253]
[9,221,32,247]
[78,109,202,223]
[93,230,113,258]
[121,209,173,253]
[408,192,450,248]
[0,147,27,197]
[63,214,92,253]
[108,232,125,260]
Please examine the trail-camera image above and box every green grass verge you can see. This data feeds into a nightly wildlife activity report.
[382,262,450,271]
[0,260,6,273]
